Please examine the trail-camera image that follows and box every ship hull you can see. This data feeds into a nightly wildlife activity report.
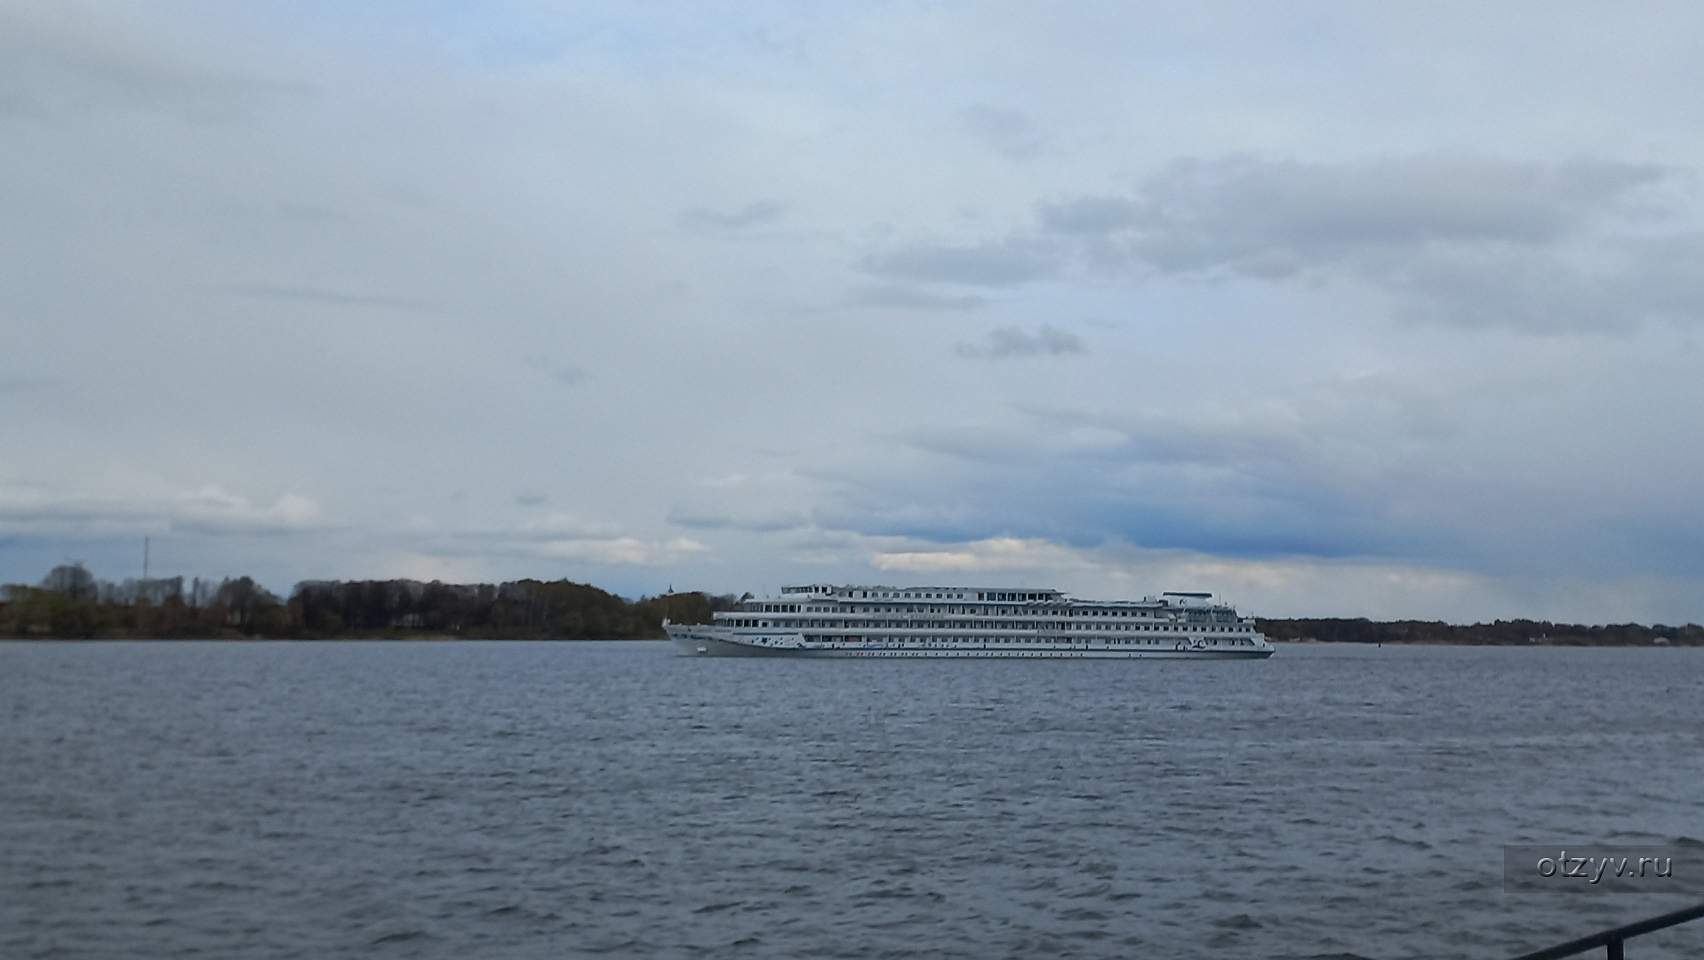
[665,624,1273,659]
[668,630,798,657]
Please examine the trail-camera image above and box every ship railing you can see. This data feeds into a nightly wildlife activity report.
[1508,900,1704,959]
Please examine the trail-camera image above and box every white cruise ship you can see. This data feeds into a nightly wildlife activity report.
[664,584,1273,659]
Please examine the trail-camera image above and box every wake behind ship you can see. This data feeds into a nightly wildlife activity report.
[664,584,1273,659]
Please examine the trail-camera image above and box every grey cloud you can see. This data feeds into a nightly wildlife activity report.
[1625,232,1704,320]
[0,487,328,539]
[814,406,1441,562]
[898,410,1296,472]
[1116,156,1666,273]
[678,200,786,230]
[667,507,809,533]
[846,284,989,311]
[514,492,548,507]
[960,104,1043,161]
[0,3,310,123]
[0,374,53,393]
[273,201,356,225]
[1037,196,1143,235]
[547,365,589,388]
[219,284,433,312]
[836,367,1704,578]
[11,4,1704,622]
[1022,156,1693,331]
[443,515,621,544]
[1011,407,1321,476]
[1387,232,1704,332]
[860,237,1057,287]
[171,511,326,538]
[955,325,1084,359]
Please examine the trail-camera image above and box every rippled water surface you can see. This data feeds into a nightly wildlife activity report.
[3,641,1702,959]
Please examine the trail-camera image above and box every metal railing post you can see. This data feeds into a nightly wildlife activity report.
[1507,901,1704,960]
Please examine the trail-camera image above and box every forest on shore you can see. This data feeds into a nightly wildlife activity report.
[0,563,731,640]
[1,563,1697,644]
[1257,617,1700,646]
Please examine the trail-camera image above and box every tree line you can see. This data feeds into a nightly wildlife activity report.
[1,563,735,640]
[3,564,1697,643]
[1256,617,1701,646]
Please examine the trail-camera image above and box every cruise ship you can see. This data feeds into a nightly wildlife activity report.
[664,584,1273,659]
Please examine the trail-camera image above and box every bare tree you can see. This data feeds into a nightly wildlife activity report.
[41,563,96,601]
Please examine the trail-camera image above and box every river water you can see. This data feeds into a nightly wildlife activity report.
[3,641,1701,959]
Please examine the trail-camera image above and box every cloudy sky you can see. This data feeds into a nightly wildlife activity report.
[5,1,1703,622]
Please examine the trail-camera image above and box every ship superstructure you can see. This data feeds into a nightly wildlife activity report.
[664,584,1273,659]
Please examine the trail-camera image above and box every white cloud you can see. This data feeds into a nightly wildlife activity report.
[0,483,326,539]
[173,487,323,535]
[873,537,1085,574]
[531,536,704,566]
[417,516,710,568]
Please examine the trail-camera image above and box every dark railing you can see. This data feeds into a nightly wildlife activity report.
[1509,901,1704,960]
